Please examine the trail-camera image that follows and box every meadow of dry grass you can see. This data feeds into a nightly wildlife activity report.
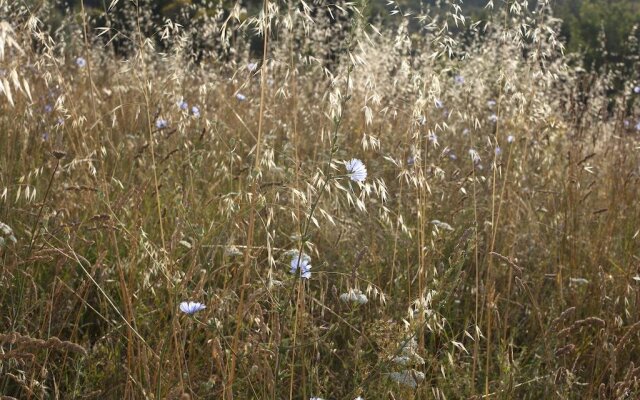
[1,0,640,399]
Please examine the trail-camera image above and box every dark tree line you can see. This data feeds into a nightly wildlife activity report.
[55,0,640,75]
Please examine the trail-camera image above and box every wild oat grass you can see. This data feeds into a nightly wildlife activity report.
[1,0,640,398]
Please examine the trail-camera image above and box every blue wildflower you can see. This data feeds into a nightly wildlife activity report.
[179,301,206,315]
[345,158,367,182]
[290,252,312,279]
[155,118,168,129]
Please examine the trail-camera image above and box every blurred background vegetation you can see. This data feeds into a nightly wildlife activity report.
[54,0,640,76]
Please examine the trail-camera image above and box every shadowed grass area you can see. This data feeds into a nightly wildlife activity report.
[1,0,640,399]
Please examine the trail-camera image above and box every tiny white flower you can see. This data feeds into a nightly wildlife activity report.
[236,93,247,101]
[427,132,438,146]
[570,277,589,286]
[75,57,86,68]
[248,62,258,72]
[345,158,367,182]
[468,149,481,164]
[507,135,515,143]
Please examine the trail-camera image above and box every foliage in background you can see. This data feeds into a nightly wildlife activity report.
[56,0,640,78]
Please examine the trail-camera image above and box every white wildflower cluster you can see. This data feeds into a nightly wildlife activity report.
[388,369,426,389]
[0,222,16,248]
[392,337,425,367]
[430,219,454,232]
[339,288,368,305]
[389,337,426,388]
[225,245,243,257]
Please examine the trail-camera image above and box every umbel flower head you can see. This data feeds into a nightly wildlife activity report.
[290,252,312,279]
[179,301,206,315]
[345,158,367,182]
